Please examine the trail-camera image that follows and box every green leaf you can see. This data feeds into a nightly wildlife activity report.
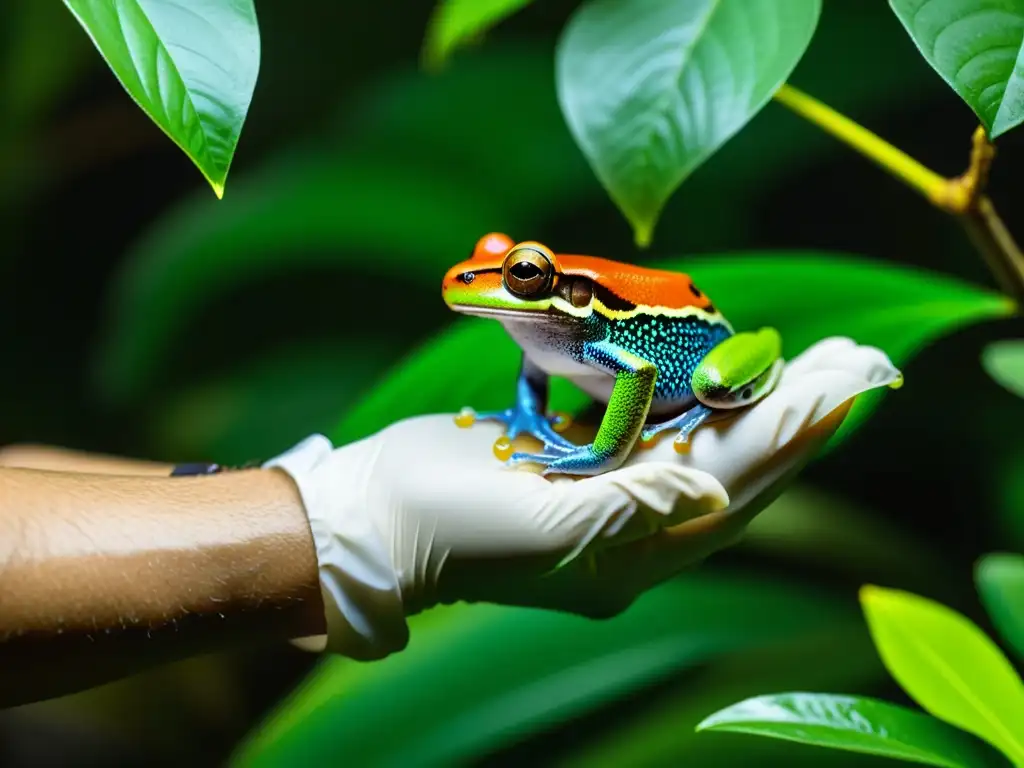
[555,0,821,246]
[63,0,260,196]
[233,572,850,767]
[333,252,1011,447]
[977,553,1024,661]
[697,693,1011,768]
[982,340,1024,399]
[422,0,534,69]
[888,0,1024,139]
[860,585,1024,764]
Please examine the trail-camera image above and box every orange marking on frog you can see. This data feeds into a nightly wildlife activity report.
[558,254,712,311]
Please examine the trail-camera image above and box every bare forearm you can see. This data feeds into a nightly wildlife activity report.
[0,443,173,474]
[0,466,324,707]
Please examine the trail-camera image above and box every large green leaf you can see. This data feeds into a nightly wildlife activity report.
[888,0,1024,139]
[976,553,1024,661]
[555,0,821,246]
[860,585,1024,764]
[697,693,1011,768]
[422,0,535,69]
[93,153,513,403]
[63,0,260,196]
[232,572,849,767]
[982,340,1024,399]
[333,252,1012,446]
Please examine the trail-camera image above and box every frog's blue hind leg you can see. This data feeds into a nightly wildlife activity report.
[641,403,712,448]
[508,342,657,477]
[459,356,576,452]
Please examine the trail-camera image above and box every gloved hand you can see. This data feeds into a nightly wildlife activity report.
[265,337,901,661]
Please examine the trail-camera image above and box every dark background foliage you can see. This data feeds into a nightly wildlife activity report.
[1,1,1022,765]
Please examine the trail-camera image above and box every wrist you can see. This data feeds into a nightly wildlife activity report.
[264,435,409,661]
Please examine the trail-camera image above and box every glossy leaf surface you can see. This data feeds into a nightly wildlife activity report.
[697,692,1011,768]
[233,573,848,767]
[888,0,1024,138]
[333,253,1011,446]
[976,552,1024,661]
[556,0,820,245]
[861,585,1024,764]
[63,0,260,195]
[422,0,534,69]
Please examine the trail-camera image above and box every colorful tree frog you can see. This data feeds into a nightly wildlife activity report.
[441,233,784,477]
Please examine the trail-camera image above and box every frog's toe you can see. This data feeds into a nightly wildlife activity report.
[506,449,569,468]
[532,417,577,451]
[472,405,577,451]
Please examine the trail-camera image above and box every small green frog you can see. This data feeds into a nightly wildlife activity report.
[441,234,784,477]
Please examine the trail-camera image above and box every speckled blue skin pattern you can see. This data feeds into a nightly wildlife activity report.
[606,314,733,404]
[493,311,733,476]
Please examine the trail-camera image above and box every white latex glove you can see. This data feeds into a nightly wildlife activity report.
[265,337,901,661]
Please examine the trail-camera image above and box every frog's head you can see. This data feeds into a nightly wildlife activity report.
[442,233,595,322]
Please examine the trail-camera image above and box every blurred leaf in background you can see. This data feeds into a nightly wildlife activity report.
[984,340,1024,400]
[422,0,535,69]
[976,553,1024,662]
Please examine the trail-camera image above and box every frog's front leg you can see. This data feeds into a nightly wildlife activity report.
[459,356,576,451]
[508,342,656,476]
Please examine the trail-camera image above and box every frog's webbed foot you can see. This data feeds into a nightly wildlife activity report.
[456,404,577,452]
[507,444,617,477]
[641,404,712,453]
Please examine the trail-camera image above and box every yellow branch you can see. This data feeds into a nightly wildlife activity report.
[773,83,1024,307]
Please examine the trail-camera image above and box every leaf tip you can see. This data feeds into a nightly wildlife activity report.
[419,39,446,73]
[633,221,654,249]
[858,583,891,609]
[211,181,225,200]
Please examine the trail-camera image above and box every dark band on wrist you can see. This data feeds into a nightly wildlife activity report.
[169,462,223,477]
[169,459,263,477]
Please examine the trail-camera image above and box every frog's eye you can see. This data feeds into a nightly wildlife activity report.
[503,246,554,298]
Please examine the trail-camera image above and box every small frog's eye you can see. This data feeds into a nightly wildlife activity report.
[458,271,476,284]
[503,246,554,297]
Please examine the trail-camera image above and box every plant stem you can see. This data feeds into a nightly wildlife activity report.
[773,84,1024,307]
